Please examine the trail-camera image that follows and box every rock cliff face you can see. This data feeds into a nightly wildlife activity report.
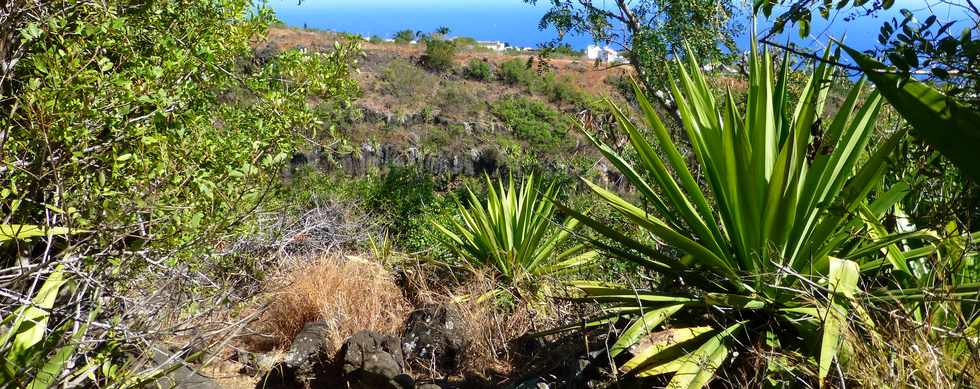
[288,99,630,191]
[291,142,628,192]
[332,143,505,177]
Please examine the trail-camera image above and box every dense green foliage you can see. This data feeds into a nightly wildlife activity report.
[0,0,359,386]
[497,58,536,86]
[492,96,572,148]
[540,42,584,58]
[464,59,493,81]
[421,39,457,72]
[2,1,359,266]
[551,42,979,386]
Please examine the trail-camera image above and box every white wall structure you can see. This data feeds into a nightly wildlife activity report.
[477,40,507,52]
[586,45,602,60]
[586,44,623,63]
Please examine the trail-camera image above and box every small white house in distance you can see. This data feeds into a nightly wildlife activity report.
[586,44,624,63]
[478,40,507,52]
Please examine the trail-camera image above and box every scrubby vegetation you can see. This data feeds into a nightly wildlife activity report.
[393,29,415,44]
[464,58,493,81]
[421,39,457,72]
[3,1,979,388]
[492,95,573,148]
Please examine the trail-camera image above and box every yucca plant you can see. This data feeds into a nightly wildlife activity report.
[548,39,980,387]
[434,174,597,300]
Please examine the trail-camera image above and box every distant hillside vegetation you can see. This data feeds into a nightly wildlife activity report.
[264,26,645,180]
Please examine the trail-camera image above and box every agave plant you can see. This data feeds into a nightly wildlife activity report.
[434,174,597,296]
[549,40,980,387]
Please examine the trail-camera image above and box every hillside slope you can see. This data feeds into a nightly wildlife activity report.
[265,27,638,182]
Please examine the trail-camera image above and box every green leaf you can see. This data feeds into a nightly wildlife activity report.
[703,293,766,309]
[621,326,714,375]
[27,313,91,389]
[609,305,684,358]
[0,225,77,242]
[819,258,859,386]
[9,266,68,358]
[666,321,744,388]
[841,43,980,181]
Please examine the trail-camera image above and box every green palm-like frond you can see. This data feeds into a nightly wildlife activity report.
[435,174,596,286]
[559,37,980,387]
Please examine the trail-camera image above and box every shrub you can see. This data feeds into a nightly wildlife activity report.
[492,96,571,147]
[437,81,481,118]
[463,59,493,81]
[379,59,437,100]
[421,39,457,72]
[553,42,980,386]
[434,175,596,301]
[538,73,585,105]
[362,167,440,239]
[369,35,383,44]
[393,29,415,44]
[496,58,535,85]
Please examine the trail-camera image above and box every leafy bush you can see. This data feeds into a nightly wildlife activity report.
[554,42,980,386]
[492,96,571,147]
[393,29,415,44]
[369,35,383,44]
[362,167,441,238]
[421,39,457,72]
[537,73,586,105]
[496,58,535,86]
[3,11,358,266]
[434,175,596,297]
[464,59,493,81]
[0,0,359,385]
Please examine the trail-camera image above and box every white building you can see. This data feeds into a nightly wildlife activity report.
[586,44,623,63]
[477,40,507,52]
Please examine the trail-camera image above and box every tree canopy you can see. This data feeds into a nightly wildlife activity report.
[758,0,978,105]
[524,0,743,106]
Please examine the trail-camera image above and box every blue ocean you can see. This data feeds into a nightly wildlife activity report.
[270,0,971,53]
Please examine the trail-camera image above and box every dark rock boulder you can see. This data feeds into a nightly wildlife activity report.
[339,330,414,389]
[401,305,467,372]
[281,321,336,387]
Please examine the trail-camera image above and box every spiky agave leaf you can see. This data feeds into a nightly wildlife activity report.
[555,35,979,386]
[434,174,596,287]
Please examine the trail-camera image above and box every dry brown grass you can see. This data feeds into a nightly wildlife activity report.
[399,263,520,376]
[844,315,980,388]
[398,262,588,381]
[258,254,412,352]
